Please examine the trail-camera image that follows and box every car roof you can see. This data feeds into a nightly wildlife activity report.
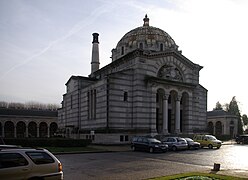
[0,147,47,152]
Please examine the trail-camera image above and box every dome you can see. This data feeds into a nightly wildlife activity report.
[111,15,179,61]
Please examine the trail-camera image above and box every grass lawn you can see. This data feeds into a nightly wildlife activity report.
[149,172,246,180]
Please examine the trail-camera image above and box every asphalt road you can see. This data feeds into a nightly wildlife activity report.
[57,144,248,180]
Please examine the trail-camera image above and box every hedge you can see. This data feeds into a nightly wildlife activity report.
[3,138,92,147]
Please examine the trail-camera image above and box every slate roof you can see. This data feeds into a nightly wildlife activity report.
[207,109,236,117]
[0,108,57,117]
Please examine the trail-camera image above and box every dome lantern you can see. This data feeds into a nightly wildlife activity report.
[111,15,179,61]
[143,14,149,26]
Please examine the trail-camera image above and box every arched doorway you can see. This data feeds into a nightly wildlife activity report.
[207,122,214,134]
[181,92,189,133]
[39,122,48,138]
[4,121,14,138]
[230,120,234,137]
[156,88,164,133]
[168,90,178,134]
[16,121,26,138]
[28,121,37,137]
[50,122,58,137]
[0,122,2,137]
[215,121,222,136]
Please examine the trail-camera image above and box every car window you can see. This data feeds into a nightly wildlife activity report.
[26,152,54,165]
[137,137,143,142]
[142,138,148,143]
[168,138,175,142]
[0,153,28,169]
[132,137,138,142]
[207,135,217,140]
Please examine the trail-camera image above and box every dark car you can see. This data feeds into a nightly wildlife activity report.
[131,136,168,153]
[184,138,200,149]
[161,137,188,151]
[236,134,248,144]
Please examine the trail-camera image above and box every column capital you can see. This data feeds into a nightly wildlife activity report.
[163,93,170,100]
[176,95,182,101]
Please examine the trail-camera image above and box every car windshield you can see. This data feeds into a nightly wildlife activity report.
[184,138,193,142]
[148,138,160,144]
[207,135,217,140]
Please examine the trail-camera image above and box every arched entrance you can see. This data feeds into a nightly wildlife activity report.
[39,122,48,138]
[4,121,14,138]
[50,122,58,137]
[28,121,37,137]
[0,122,2,137]
[156,88,164,133]
[156,88,189,134]
[215,121,222,136]
[207,122,214,134]
[16,121,26,138]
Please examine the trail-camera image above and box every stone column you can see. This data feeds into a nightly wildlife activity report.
[1,124,4,137]
[14,124,17,138]
[37,127,39,138]
[47,126,50,138]
[175,96,181,133]
[162,95,168,134]
[25,126,28,138]
[213,122,216,135]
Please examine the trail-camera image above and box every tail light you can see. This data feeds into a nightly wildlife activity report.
[58,163,63,172]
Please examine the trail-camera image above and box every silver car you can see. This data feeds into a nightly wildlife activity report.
[0,147,63,180]
[161,137,188,151]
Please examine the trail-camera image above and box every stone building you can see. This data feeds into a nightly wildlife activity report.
[207,109,238,137]
[0,108,58,138]
[58,15,207,143]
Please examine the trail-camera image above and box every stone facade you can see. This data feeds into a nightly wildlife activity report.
[207,109,238,137]
[58,15,207,143]
[0,108,58,138]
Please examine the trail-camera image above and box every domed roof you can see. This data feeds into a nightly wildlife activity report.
[111,15,178,61]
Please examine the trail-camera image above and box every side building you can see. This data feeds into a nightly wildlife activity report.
[0,108,58,138]
[58,15,208,144]
[207,109,238,138]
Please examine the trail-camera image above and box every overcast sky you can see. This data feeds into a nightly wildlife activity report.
[0,0,248,113]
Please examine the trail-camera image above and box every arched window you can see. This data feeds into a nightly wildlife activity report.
[123,92,128,102]
[121,46,124,55]
[160,43,164,51]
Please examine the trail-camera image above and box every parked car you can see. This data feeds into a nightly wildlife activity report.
[193,134,222,149]
[236,134,248,144]
[0,145,21,149]
[160,137,188,151]
[131,136,168,153]
[0,147,63,180]
[184,138,200,150]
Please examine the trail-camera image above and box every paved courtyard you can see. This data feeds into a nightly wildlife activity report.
[56,144,248,180]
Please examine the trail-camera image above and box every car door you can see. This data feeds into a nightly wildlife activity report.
[0,152,31,180]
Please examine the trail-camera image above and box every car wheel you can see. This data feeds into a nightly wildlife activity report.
[208,144,213,149]
[172,146,177,151]
[149,147,154,153]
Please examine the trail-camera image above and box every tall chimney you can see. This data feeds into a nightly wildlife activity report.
[91,33,100,74]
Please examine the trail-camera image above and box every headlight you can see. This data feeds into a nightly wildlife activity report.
[155,145,159,148]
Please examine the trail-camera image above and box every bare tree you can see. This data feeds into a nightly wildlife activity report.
[0,101,60,111]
